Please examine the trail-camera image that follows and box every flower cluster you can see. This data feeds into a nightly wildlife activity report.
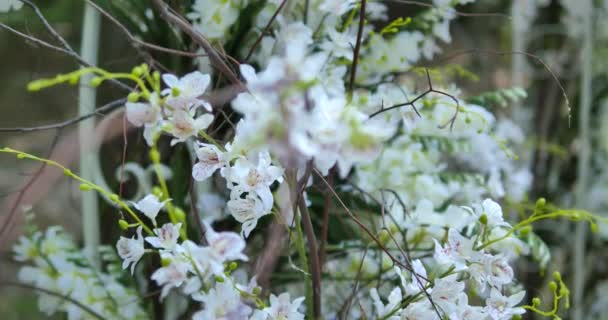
[8,0,586,319]
[13,227,146,319]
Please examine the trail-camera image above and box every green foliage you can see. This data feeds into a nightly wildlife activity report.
[466,87,527,109]
[380,17,412,35]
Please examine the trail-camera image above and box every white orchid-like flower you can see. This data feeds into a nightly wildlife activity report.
[116,226,145,274]
[145,223,182,253]
[192,142,228,181]
[132,194,169,226]
[162,71,212,111]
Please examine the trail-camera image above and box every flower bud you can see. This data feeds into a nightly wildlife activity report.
[16,153,25,159]
[90,77,103,87]
[215,276,225,283]
[535,197,546,209]
[109,194,120,203]
[149,149,160,163]
[174,207,186,222]
[591,223,599,234]
[63,168,72,176]
[79,184,92,191]
[171,87,180,97]
[127,92,140,102]
[549,281,557,292]
[532,297,541,307]
[161,257,171,267]
[132,66,143,77]
[152,187,163,198]
[553,271,562,282]
[228,262,238,271]
[519,226,532,237]
[478,213,488,225]
[118,219,129,230]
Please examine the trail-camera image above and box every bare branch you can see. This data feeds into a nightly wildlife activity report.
[151,0,244,88]
[0,98,126,133]
[349,0,367,93]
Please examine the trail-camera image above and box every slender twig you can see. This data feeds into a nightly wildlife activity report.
[298,198,322,319]
[385,0,512,19]
[151,0,243,88]
[244,0,287,62]
[348,0,366,92]
[0,281,105,320]
[313,169,423,278]
[85,0,203,58]
[367,69,460,130]
[436,48,570,126]
[0,99,126,133]
[0,132,61,242]
[318,169,334,267]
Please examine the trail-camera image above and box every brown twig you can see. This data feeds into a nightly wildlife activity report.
[0,99,126,133]
[244,0,288,62]
[151,0,243,88]
[298,197,322,319]
[348,0,366,93]
[367,69,460,131]
[0,281,105,319]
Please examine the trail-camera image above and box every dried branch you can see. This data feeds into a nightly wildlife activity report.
[368,69,460,130]
[0,281,105,320]
[0,99,126,133]
[348,0,366,93]
[151,0,244,88]
[86,0,203,59]
[298,197,322,319]
[244,0,287,62]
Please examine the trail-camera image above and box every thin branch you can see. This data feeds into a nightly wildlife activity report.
[436,48,571,126]
[0,98,126,133]
[2,2,131,91]
[349,0,366,92]
[385,0,512,19]
[368,69,460,130]
[86,0,204,58]
[244,0,287,62]
[151,0,243,88]
[0,281,105,320]
[298,197,322,319]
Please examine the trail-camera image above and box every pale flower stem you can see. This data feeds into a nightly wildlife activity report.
[572,1,593,318]
[79,2,102,269]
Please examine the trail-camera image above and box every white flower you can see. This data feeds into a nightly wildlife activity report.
[126,93,161,127]
[483,254,514,287]
[319,0,357,16]
[193,281,252,319]
[0,0,23,12]
[162,71,212,111]
[433,228,476,271]
[430,274,465,315]
[262,292,306,320]
[150,254,191,300]
[484,289,526,320]
[145,223,182,252]
[116,226,145,274]
[192,143,227,181]
[370,287,402,318]
[320,28,356,60]
[396,259,428,296]
[204,223,249,269]
[167,109,214,145]
[227,193,269,238]
[472,199,510,228]
[133,194,169,226]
